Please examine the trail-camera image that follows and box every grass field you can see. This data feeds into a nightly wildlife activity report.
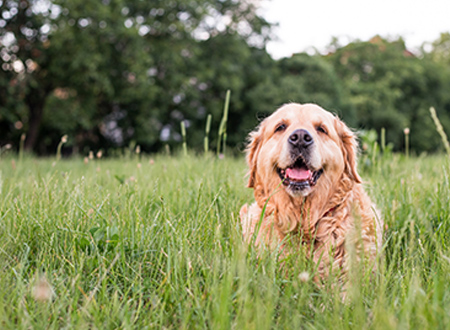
[0,152,449,329]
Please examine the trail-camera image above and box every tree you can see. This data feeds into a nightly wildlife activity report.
[178,34,276,150]
[0,0,54,150]
[326,36,450,152]
[0,0,271,153]
[428,32,450,64]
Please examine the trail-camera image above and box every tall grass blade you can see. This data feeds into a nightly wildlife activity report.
[19,133,26,163]
[430,106,450,156]
[180,121,188,156]
[204,114,212,153]
[217,90,231,157]
[223,133,227,155]
[250,179,284,248]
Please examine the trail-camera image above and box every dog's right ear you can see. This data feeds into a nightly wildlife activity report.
[334,116,362,183]
[246,126,263,188]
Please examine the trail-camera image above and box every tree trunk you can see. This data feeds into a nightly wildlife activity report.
[24,105,44,151]
[24,84,49,152]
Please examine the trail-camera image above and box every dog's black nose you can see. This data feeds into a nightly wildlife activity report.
[288,129,314,148]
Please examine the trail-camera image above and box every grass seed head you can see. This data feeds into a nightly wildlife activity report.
[298,271,310,282]
[32,275,54,302]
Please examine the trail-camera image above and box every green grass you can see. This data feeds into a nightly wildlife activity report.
[0,153,449,329]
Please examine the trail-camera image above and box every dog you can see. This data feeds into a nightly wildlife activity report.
[240,103,383,279]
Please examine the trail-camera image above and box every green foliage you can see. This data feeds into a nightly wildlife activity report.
[0,154,450,328]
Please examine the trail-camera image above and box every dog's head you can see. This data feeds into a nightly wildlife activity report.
[246,103,361,198]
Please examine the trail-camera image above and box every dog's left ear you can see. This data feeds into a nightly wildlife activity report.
[246,126,263,188]
[334,117,362,183]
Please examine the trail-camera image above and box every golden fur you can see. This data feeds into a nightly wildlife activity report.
[240,103,383,278]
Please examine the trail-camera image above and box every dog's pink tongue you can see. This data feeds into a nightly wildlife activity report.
[286,168,311,181]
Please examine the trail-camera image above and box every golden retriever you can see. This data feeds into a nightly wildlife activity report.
[240,103,383,279]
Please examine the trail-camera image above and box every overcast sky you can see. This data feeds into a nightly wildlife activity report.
[260,0,450,59]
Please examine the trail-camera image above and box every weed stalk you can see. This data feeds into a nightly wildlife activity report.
[56,135,68,161]
[404,128,410,158]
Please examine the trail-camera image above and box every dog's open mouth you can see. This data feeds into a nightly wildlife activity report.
[277,157,323,191]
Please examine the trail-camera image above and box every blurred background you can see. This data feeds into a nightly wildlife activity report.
[1,0,449,155]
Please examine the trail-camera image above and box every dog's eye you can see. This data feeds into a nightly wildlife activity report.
[316,125,328,135]
[275,123,287,133]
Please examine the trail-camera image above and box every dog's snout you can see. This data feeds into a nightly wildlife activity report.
[288,129,314,148]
